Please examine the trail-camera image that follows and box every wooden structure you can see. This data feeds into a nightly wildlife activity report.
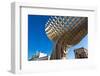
[45,16,88,59]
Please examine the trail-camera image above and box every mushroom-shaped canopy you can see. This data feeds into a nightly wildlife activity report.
[45,16,88,46]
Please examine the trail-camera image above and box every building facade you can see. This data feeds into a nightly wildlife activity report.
[74,47,88,58]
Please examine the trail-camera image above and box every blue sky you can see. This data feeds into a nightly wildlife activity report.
[28,15,88,60]
[28,15,54,59]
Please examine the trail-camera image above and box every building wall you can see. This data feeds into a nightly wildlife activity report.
[74,47,88,58]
